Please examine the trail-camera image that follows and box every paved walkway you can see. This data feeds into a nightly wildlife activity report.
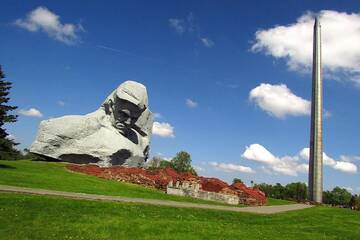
[0,185,313,214]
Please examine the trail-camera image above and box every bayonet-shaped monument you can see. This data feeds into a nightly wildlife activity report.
[308,17,323,203]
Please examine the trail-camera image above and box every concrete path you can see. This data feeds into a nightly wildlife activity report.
[0,185,313,214]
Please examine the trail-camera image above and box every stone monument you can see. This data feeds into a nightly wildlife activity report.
[30,80,153,167]
[308,17,323,203]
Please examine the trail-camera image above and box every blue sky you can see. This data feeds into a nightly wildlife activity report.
[1,0,360,193]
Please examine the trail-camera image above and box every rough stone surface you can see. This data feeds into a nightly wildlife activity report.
[30,81,153,167]
[167,181,240,205]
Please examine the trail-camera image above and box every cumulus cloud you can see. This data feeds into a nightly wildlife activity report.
[298,147,357,173]
[200,37,214,48]
[333,162,357,174]
[169,18,186,34]
[15,6,83,44]
[186,98,198,108]
[242,144,358,175]
[152,122,175,138]
[209,162,254,173]
[241,144,278,164]
[251,10,360,84]
[249,83,311,118]
[18,108,43,118]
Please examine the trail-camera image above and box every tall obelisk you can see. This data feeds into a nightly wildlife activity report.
[308,17,323,203]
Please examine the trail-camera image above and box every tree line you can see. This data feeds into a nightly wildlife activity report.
[253,182,360,209]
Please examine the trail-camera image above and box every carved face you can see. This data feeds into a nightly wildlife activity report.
[110,98,142,135]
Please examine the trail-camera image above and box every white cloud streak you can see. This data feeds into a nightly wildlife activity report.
[169,14,214,48]
[168,18,186,34]
[200,37,214,48]
[18,108,43,118]
[15,6,83,44]
[251,10,360,85]
[249,83,311,118]
[57,100,65,107]
[152,122,175,138]
[186,98,198,108]
[209,162,255,173]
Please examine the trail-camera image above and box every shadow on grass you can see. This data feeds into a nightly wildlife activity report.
[0,164,16,169]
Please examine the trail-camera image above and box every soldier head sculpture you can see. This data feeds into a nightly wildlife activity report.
[30,80,153,167]
[103,81,148,137]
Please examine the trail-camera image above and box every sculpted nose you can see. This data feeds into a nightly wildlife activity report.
[124,118,132,125]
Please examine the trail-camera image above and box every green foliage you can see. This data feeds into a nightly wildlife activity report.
[232,178,243,184]
[170,151,197,175]
[353,195,360,209]
[0,65,20,160]
[285,182,307,201]
[0,138,21,160]
[159,159,172,168]
[323,187,352,207]
[146,156,173,170]
[1,193,360,240]
[256,182,357,207]
[254,182,307,202]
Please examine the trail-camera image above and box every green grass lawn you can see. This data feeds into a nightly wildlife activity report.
[266,197,295,206]
[0,192,359,240]
[0,159,290,206]
[0,159,221,205]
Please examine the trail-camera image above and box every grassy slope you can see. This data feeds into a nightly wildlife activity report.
[266,197,295,206]
[0,160,220,205]
[0,160,289,206]
[1,192,359,240]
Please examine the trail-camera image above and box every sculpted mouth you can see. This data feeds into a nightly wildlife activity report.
[115,122,126,129]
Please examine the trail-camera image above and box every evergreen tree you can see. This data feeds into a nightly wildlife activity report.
[0,65,20,159]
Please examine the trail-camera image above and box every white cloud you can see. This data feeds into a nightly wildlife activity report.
[200,37,214,48]
[57,100,65,107]
[169,14,214,49]
[193,165,204,172]
[18,108,43,118]
[186,98,198,108]
[249,83,310,118]
[251,10,360,84]
[241,144,278,164]
[153,112,162,119]
[298,147,355,172]
[152,122,175,138]
[15,6,83,44]
[333,161,357,174]
[343,186,354,193]
[7,134,16,140]
[242,144,358,176]
[169,18,186,34]
[209,162,254,173]
[339,155,360,162]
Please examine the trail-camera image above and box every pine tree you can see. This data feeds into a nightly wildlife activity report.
[0,65,20,159]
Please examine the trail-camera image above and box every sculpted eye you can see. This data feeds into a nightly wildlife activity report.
[119,110,130,118]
